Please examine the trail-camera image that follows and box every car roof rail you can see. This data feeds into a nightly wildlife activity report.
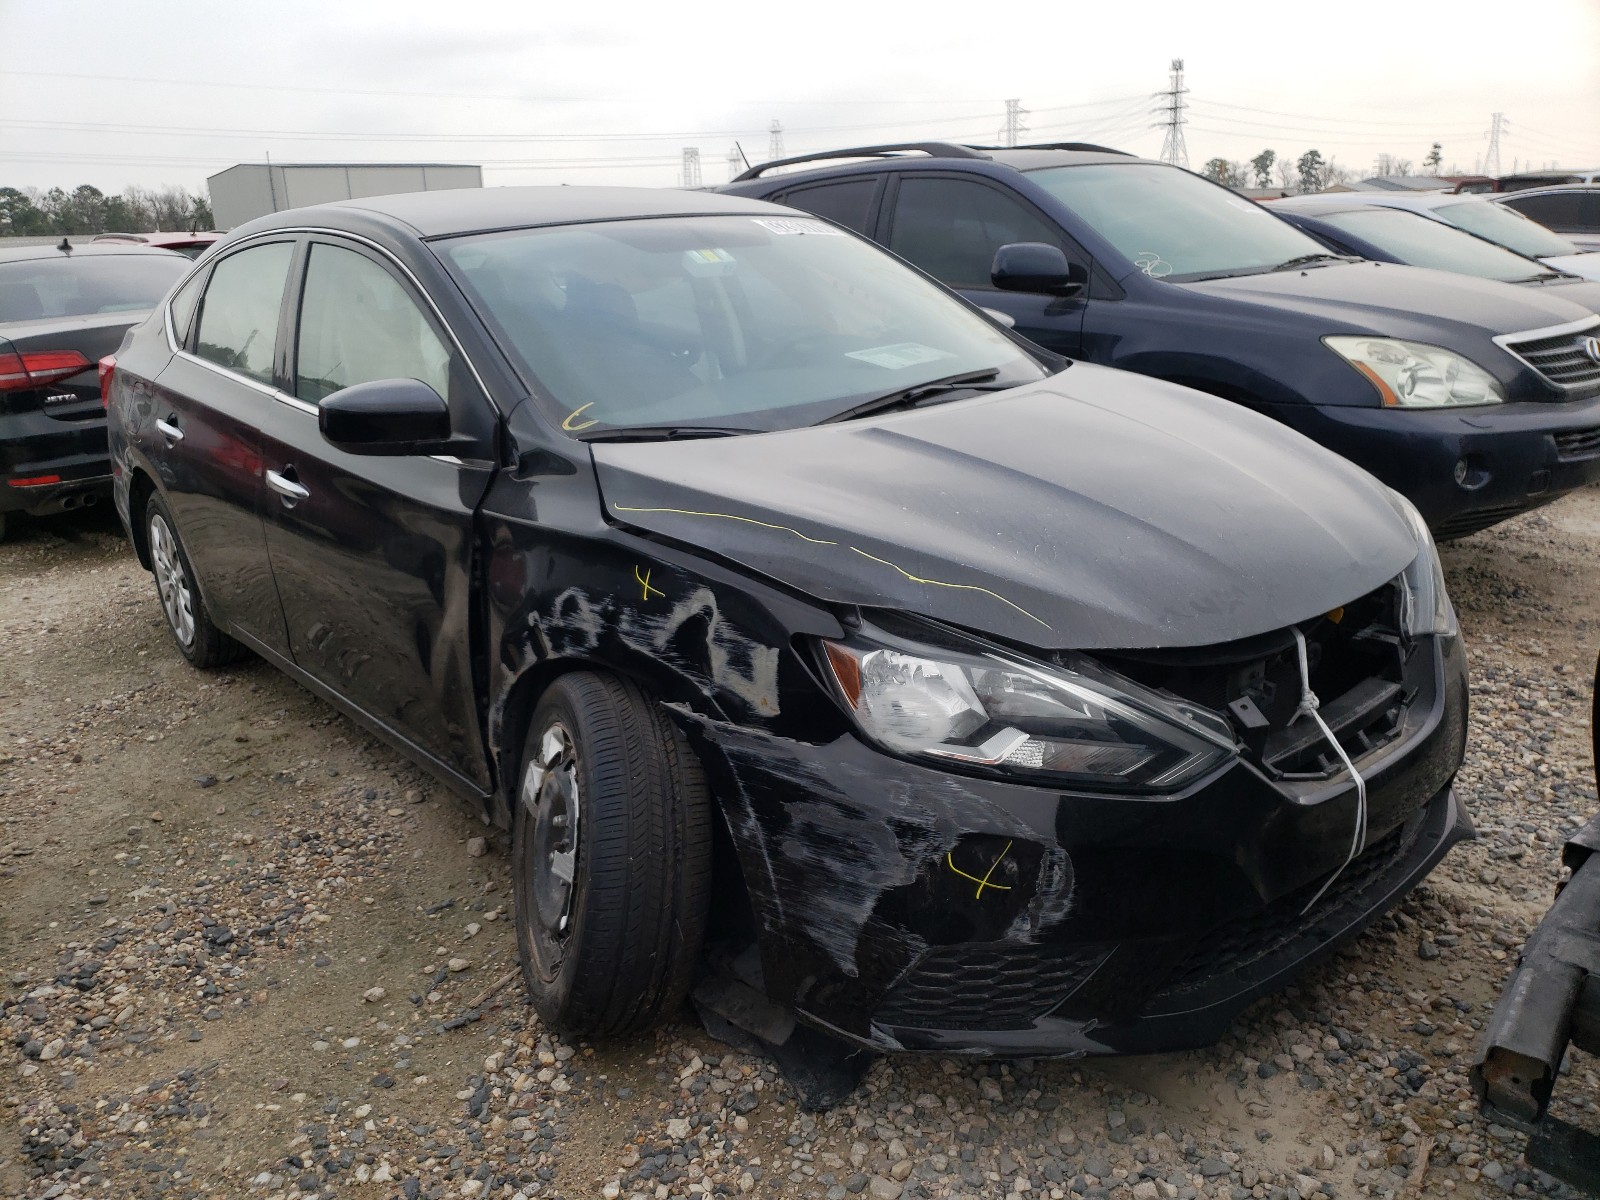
[733,142,990,182]
[968,141,1133,156]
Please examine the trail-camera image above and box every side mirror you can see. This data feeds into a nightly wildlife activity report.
[319,378,452,455]
[991,242,1086,296]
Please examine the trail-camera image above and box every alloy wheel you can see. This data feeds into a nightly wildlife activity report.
[149,513,195,648]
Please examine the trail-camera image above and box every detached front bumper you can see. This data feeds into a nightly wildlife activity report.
[1265,396,1600,539]
[679,635,1471,1056]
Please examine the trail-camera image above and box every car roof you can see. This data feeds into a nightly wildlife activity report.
[94,231,223,245]
[241,185,796,239]
[0,241,191,265]
[1491,184,1600,200]
[1283,191,1468,214]
[724,142,1149,190]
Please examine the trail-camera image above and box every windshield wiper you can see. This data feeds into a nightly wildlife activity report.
[1271,253,1352,272]
[818,368,1009,425]
[575,425,759,443]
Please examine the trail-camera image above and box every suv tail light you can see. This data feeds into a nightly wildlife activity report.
[0,349,92,392]
[98,355,117,407]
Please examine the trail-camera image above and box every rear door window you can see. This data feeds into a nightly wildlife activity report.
[886,177,1065,288]
[776,179,880,235]
[293,241,451,405]
[1503,192,1584,230]
[193,242,294,387]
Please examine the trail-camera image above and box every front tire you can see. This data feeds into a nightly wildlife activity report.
[514,672,712,1038]
[145,494,242,668]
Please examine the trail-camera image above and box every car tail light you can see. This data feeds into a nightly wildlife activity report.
[7,474,63,487]
[99,355,117,407]
[0,349,93,392]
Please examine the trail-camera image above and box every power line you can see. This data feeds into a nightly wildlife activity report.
[1153,59,1189,169]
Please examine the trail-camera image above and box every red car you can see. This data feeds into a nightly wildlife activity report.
[93,231,223,259]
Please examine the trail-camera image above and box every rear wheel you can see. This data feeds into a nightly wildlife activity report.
[514,672,711,1038]
[146,494,242,669]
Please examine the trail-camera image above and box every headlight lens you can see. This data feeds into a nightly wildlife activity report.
[1387,490,1457,637]
[1325,336,1504,408]
[821,626,1236,792]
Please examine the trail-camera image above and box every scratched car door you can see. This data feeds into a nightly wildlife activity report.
[252,236,496,792]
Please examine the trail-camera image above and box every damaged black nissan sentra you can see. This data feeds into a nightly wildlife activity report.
[107,186,1472,1062]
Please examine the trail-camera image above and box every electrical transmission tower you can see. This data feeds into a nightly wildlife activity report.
[769,120,785,162]
[1484,112,1505,178]
[727,145,744,181]
[1152,58,1189,169]
[681,147,702,188]
[1000,99,1028,148]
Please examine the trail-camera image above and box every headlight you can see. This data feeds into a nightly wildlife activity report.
[1387,490,1457,638]
[821,624,1236,793]
[1325,336,1504,408]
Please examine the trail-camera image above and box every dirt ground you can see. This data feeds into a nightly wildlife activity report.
[2,489,1598,1200]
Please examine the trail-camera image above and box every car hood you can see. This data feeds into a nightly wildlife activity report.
[1539,251,1600,282]
[1181,260,1594,334]
[593,364,1420,650]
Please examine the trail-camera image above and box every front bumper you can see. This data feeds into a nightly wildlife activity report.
[1,406,112,515]
[1264,396,1600,538]
[679,634,1471,1056]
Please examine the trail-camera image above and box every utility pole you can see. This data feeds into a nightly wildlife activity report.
[681,147,702,188]
[1001,99,1028,148]
[1485,112,1505,178]
[768,120,785,163]
[1153,59,1189,170]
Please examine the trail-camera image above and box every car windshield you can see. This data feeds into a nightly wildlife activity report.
[1316,208,1552,282]
[1026,163,1331,280]
[438,214,1044,434]
[0,254,186,322]
[1432,200,1578,259]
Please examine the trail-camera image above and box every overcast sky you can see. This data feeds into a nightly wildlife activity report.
[2,0,1596,197]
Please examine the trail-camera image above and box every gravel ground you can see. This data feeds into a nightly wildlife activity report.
[2,490,1598,1200]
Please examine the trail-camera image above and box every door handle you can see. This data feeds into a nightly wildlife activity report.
[155,416,183,443]
[266,468,310,505]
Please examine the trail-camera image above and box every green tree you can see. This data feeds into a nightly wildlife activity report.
[0,187,47,235]
[1250,149,1277,188]
[1424,142,1443,171]
[68,184,108,234]
[1296,149,1326,193]
[192,195,214,230]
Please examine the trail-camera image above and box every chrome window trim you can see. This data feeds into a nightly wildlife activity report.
[162,226,501,415]
[1493,315,1600,394]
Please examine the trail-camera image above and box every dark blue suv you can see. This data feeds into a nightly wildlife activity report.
[720,143,1600,537]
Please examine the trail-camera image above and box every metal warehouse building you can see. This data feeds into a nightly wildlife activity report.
[206,162,483,229]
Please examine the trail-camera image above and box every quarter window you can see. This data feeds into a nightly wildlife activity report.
[888,178,1066,287]
[168,269,206,348]
[778,179,878,235]
[295,242,450,405]
[1503,192,1584,230]
[194,242,294,386]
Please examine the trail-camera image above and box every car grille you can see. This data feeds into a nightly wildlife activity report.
[1147,817,1418,1004]
[876,942,1111,1030]
[1554,426,1600,460]
[1500,323,1600,391]
[1433,500,1547,540]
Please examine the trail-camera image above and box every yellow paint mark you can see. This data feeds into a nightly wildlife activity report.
[634,565,664,601]
[946,840,1015,899]
[613,505,838,546]
[1326,606,1345,624]
[562,403,599,432]
[849,547,1052,630]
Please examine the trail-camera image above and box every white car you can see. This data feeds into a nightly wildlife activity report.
[1323,190,1600,281]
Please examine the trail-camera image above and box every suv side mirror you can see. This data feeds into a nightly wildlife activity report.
[991,243,1086,296]
[319,378,452,455]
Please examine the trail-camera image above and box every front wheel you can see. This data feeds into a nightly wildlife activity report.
[145,494,242,668]
[514,672,712,1038]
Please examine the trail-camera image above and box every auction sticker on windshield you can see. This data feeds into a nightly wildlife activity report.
[753,217,845,236]
[845,342,956,369]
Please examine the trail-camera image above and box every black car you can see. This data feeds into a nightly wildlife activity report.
[109,186,1471,1062]
[0,240,189,540]
[1492,185,1600,252]
[1268,196,1600,310]
[720,142,1600,539]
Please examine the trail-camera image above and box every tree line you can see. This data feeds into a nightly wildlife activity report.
[1200,142,1452,194]
[0,184,214,237]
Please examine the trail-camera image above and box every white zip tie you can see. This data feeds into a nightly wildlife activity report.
[1290,626,1368,916]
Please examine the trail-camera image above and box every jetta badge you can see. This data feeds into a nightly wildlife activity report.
[1584,335,1600,366]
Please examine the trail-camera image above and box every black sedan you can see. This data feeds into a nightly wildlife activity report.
[0,241,188,539]
[109,186,1471,1064]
